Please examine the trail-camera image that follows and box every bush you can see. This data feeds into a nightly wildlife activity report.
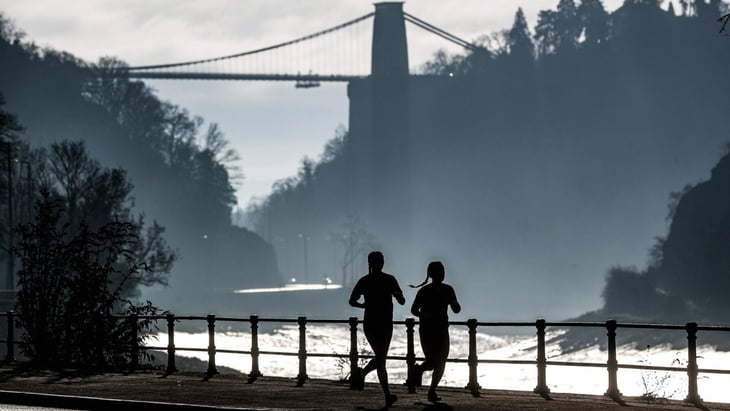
[14,192,163,369]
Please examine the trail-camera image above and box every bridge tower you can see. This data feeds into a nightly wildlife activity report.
[365,2,412,242]
[371,2,409,77]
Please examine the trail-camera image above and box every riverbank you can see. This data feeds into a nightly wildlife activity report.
[0,365,727,410]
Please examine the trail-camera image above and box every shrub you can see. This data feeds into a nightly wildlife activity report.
[14,192,164,369]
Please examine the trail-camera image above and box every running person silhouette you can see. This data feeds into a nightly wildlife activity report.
[410,261,461,402]
[349,251,405,408]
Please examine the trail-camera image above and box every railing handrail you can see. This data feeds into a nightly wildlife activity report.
[1,311,725,406]
[8,311,730,330]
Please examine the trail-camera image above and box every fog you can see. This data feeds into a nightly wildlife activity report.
[243,1,730,321]
[2,1,729,324]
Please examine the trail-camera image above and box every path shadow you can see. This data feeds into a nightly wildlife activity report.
[43,369,97,384]
[0,365,111,385]
[201,372,219,382]
[356,400,422,411]
[0,365,48,382]
[412,400,454,411]
[355,406,391,411]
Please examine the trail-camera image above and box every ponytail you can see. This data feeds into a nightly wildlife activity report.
[409,260,445,288]
[408,274,429,288]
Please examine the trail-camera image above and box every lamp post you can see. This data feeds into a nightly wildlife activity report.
[298,233,308,284]
[341,232,356,287]
[202,233,211,279]
[1,140,13,290]
[326,234,338,286]
[274,235,289,281]
[18,159,31,224]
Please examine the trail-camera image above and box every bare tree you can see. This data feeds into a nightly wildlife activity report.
[333,214,377,287]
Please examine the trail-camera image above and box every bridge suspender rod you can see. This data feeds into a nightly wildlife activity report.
[403,13,480,52]
[128,12,374,72]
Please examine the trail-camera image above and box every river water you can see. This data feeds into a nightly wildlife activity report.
[150,323,730,403]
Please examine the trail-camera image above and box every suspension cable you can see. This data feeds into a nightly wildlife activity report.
[128,12,375,71]
[403,12,481,52]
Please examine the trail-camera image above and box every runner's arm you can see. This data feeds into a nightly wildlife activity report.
[349,282,365,309]
[394,290,405,305]
[450,299,462,314]
[410,292,421,317]
[450,286,461,314]
[393,277,406,305]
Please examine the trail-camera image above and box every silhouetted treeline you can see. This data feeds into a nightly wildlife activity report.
[246,0,730,321]
[0,13,282,314]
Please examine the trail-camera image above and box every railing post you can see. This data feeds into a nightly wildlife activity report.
[248,314,263,383]
[405,317,416,394]
[466,318,481,397]
[685,322,703,406]
[604,319,622,401]
[533,318,550,398]
[129,313,139,372]
[348,316,358,390]
[296,316,308,386]
[206,314,218,376]
[166,313,177,373]
[6,311,14,363]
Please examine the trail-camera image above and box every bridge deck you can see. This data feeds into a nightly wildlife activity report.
[124,72,366,82]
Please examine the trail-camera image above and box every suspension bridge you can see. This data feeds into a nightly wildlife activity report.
[115,2,486,237]
[119,2,484,86]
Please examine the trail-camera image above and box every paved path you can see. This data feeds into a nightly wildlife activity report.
[0,406,81,411]
[0,367,727,410]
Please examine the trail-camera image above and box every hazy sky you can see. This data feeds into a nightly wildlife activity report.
[1,0,626,208]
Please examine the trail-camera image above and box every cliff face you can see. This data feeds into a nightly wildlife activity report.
[658,153,730,319]
[553,150,730,351]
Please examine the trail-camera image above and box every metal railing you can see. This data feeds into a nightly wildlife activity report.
[1,311,728,407]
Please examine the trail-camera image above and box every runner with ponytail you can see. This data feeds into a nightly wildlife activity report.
[409,261,461,403]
